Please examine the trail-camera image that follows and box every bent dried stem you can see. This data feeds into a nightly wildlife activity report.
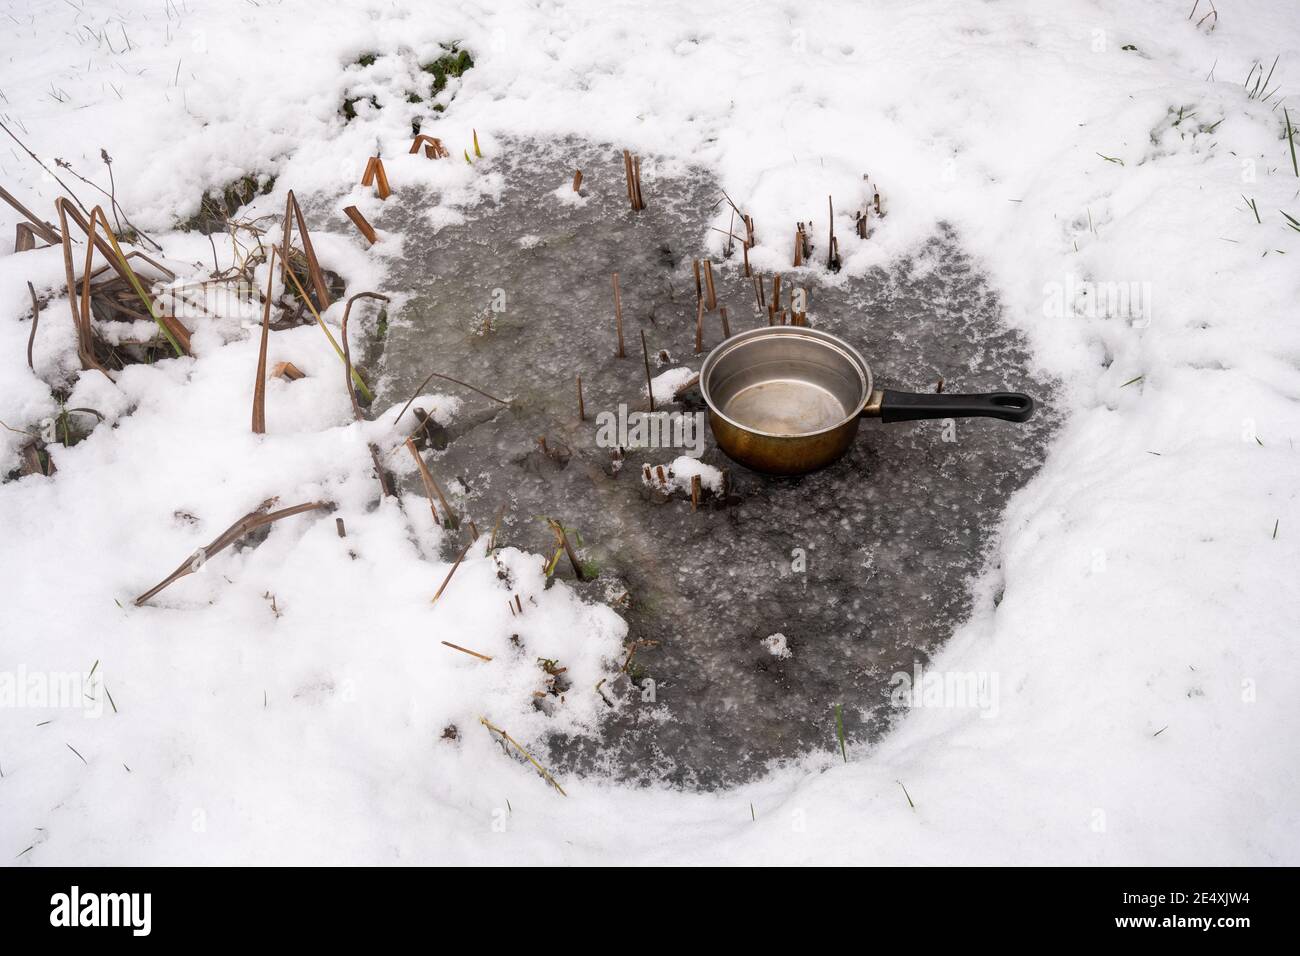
[134,499,329,606]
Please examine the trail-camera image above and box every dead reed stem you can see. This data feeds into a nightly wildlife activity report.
[703,259,717,311]
[56,199,189,368]
[251,247,277,434]
[488,505,507,551]
[576,374,585,421]
[442,641,492,662]
[0,185,61,244]
[282,264,372,402]
[547,518,587,580]
[0,120,89,214]
[134,499,329,606]
[282,190,333,310]
[827,195,841,272]
[641,329,655,412]
[432,538,476,604]
[361,156,392,199]
[26,282,39,371]
[343,205,377,245]
[395,369,509,427]
[405,438,458,527]
[479,717,567,796]
[611,272,626,358]
[572,169,583,192]
[622,150,645,211]
[410,134,450,159]
[339,291,388,419]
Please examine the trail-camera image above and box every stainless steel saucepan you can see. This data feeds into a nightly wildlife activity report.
[699,326,1035,475]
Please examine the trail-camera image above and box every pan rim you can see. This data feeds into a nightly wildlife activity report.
[699,326,873,440]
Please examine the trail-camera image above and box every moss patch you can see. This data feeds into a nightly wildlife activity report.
[178,174,276,233]
[422,44,474,98]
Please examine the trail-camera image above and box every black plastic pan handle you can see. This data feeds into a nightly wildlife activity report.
[871,389,1035,423]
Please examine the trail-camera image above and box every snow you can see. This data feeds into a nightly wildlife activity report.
[762,633,792,660]
[647,366,699,406]
[2,0,1299,864]
[642,455,724,496]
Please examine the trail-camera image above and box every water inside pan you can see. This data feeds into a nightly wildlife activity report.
[722,379,848,435]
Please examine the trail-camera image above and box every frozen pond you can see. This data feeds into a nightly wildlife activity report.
[361,141,1056,787]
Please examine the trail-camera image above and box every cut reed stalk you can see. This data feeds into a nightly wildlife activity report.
[703,259,717,311]
[0,185,61,244]
[622,150,645,210]
[641,329,655,412]
[361,156,391,199]
[611,272,626,358]
[576,374,585,421]
[572,169,583,192]
[410,134,450,159]
[15,222,37,253]
[282,190,333,310]
[343,205,378,244]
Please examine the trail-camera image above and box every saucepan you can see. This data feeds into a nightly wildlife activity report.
[699,326,1035,475]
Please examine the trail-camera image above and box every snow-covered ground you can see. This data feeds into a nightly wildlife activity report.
[2,0,1298,864]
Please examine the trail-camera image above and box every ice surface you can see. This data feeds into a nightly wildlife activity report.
[365,141,1057,787]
